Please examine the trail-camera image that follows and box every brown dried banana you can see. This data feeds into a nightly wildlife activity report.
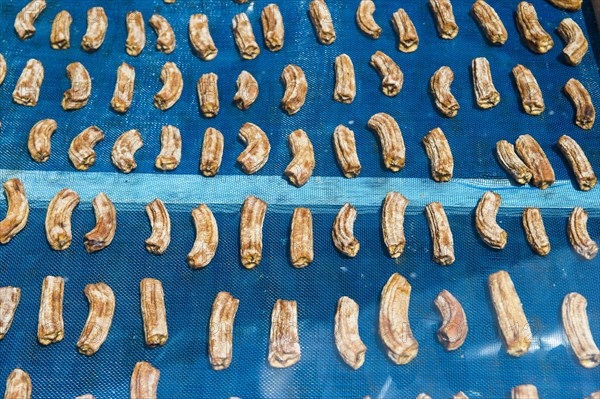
[112,129,143,174]
[429,0,458,39]
[558,18,588,66]
[155,125,181,171]
[240,196,266,269]
[281,64,307,115]
[140,278,168,347]
[69,126,105,171]
[0,179,28,245]
[45,188,80,250]
[197,73,219,118]
[515,134,554,189]
[189,14,217,60]
[379,273,419,364]
[62,62,91,110]
[368,112,405,172]
[126,11,146,56]
[568,207,598,260]
[475,191,507,249]
[547,0,582,11]
[488,270,532,356]
[77,282,115,355]
[200,127,224,177]
[496,140,532,185]
[0,287,21,340]
[290,207,314,268]
[512,385,539,399]
[513,64,544,115]
[430,66,459,117]
[471,0,507,45]
[110,62,135,113]
[435,290,468,350]
[154,62,182,111]
[81,7,107,52]
[14,0,46,40]
[356,0,381,39]
[370,51,403,97]
[309,0,336,45]
[0,54,6,86]
[285,129,315,187]
[209,292,239,370]
[472,57,499,109]
[333,124,361,178]
[262,4,284,51]
[149,14,176,54]
[334,54,356,104]
[232,13,260,59]
[234,71,259,110]
[187,204,218,268]
[268,299,301,368]
[84,192,116,253]
[12,59,44,106]
[425,202,455,265]
[3,369,31,399]
[50,10,72,49]
[562,292,600,368]
[423,128,453,182]
[382,192,408,258]
[332,203,359,257]
[522,208,550,256]
[392,9,418,52]
[237,122,270,174]
[335,296,367,369]
[516,2,553,54]
[558,135,596,191]
[145,199,171,255]
[28,119,57,163]
[38,275,65,345]
[130,361,160,399]
[564,78,595,130]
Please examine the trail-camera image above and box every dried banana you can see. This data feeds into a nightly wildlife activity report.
[77,282,115,355]
[145,198,171,255]
[187,204,218,268]
[435,290,468,350]
[69,126,105,171]
[425,202,455,265]
[568,207,598,260]
[45,188,79,250]
[335,296,367,369]
[84,192,116,253]
[332,203,359,257]
[562,292,600,368]
[475,191,507,249]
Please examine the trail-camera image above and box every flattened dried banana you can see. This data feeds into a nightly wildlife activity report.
[140,278,168,347]
[13,59,44,107]
[425,202,455,265]
[475,191,507,249]
[332,203,359,257]
[126,11,146,56]
[516,2,553,54]
[187,204,218,268]
[112,129,143,174]
[154,62,182,111]
[0,287,21,340]
[50,10,72,49]
[562,292,600,368]
[145,199,171,255]
[568,207,598,260]
[38,276,65,345]
[155,125,181,171]
[62,62,91,110]
[189,14,217,60]
[472,57,499,109]
[335,296,366,369]
[515,134,554,189]
[430,66,459,117]
[471,0,507,45]
[45,188,79,250]
[281,64,307,115]
[261,4,284,51]
[209,292,239,370]
[234,71,259,110]
[77,282,115,355]
[435,290,468,350]
[240,196,266,269]
[496,140,532,185]
[368,113,405,172]
[81,7,107,52]
[84,192,116,253]
[423,128,453,182]
[197,73,219,118]
[522,208,550,256]
[392,9,418,52]
[356,0,381,39]
[309,0,336,45]
[370,51,403,97]
[557,135,596,191]
[564,78,595,130]
[149,14,176,54]
[558,18,588,66]
[285,129,315,187]
[69,126,104,171]
[200,127,224,177]
[290,207,314,268]
[232,13,260,59]
[333,125,361,178]
[268,299,301,368]
[28,119,57,163]
[429,0,458,39]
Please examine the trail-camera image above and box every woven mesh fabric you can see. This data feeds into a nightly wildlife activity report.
[0,0,599,398]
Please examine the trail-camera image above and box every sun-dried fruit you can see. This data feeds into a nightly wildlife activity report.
[557,135,596,191]
[0,287,21,340]
[309,0,336,45]
[140,278,168,347]
[522,208,550,256]
[69,126,104,171]
[423,128,453,182]
[516,2,553,54]
[81,7,107,52]
[130,362,160,399]
[84,193,116,253]
[356,0,381,39]
[28,119,57,163]
[429,0,458,39]
[290,208,314,268]
[285,130,315,187]
[12,59,44,107]
[189,14,217,60]
[38,276,65,345]
[563,78,595,130]
[435,290,468,350]
[430,66,459,117]
[145,199,170,255]
[281,64,307,115]
[209,292,239,370]
[496,140,532,185]
[232,13,260,59]
[391,9,418,52]
[333,125,361,178]
[558,18,588,66]
[149,14,176,54]
[240,196,266,269]
[77,282,115,355]
[335,296,366,369]
[110,62,135,113]
[568,207,598,260]
[234,71,258,110]
[268,299,301,368]
[126,11,146,56]
[562,292,600,368]
[197,73,219,118]
[50,10,72,49]
[512,64,544,115]
[154,62,182,111]
[334,54,356,104]
[425,202,455,265]
[45,189,79,250]
[382,192,408,259]
[370,51,403,96]
[62,62,91,110]
[237,122,270,174]
[261,4,284,51]
[111,129,143,174]
[471,0,507,45]
[187,204,218,268]
[3,369,31,399]
[475,191,507,249]
[14,0,46,40]
[368,113,405,172]
[200,127,224,177]
[332,203,359,257]
[472,57,499,109]
[155,125,181,171]
[515,134,554,189]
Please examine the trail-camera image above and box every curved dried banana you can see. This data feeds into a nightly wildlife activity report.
[197,73,219,118]
[45,189,79,250]
[558,18,588,66]
[81,7,107,52]
[126,11,146,56]
[268,299,301,368]
[69,126,105,171]
[392,9,418,52]
[50,10,72,49]
[454,392,469,399]
[140,278,168,347]
[240,196,266,269]
[558,135,596,191]
[285,129,315,187]
[586,392,600,399]
[155,125,181,171]
[382,192,408,259]
[423,128,453,182]
[547,0,581,11]
[189,14,217,60]
[234,71,259,110]
[149,14,176,54]
[488,270,532,356]
[333,125,361,178]
[564,78,595,130]
[562,292,600,368]
[38,276,64,345]
[62,62,91,110]
[84,192,116,253]
[368,113,405,172]
[3,369,31,399]
[12,59,44,106]
[187,204,218,268]
[496,140,532,185]
[370,51,403,97]
[379,273,419,364]
[28,119,57,163]
[335,296,366,369]
[154,62,182,111]
[112,129,143,174]
[200,127,224,177]
[429,0,458,39]
[471,0,507,45]
[110,62,135,113]
[430,66,459,117]
[522,208,550,256]
[435,290,468,350]
[334,54,356,104]
[512,385,538,399]
[475,191,507,249]
[209,292,239,370]
[0,54,5,86]
[512,64,544,115]
[290,207,313,268]
[568,207,598,260]
[472,57,499,109]
[145,199,170,255]
[356,0,381,39]
[332,203,359,257]
[309,0,336,45]
[262,4,284,51]
[417,395,432,399]
[237,122,270,174]
[515,134,554,189]
[516,2,553,54]
[14,0,46,40]
[0,179,29,245]
[425,202,455,265]
[0,287,21,339]
[232,13,260,59]
[77,282,115,355]
[130,361,160,399]
[281,64,307,115]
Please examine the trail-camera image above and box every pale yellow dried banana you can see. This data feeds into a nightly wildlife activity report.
[558,18,588,66]
[471,0,507,45]
[564,78,595,130]
[38,276,65,345]
[240,196,266,269]
[423,128,453,182]
[558,135,596,191]
[379,273,419,364]
[268,299,301,368]
[335,296,366,369]
[12,59,44,106]
[62,62,91,110]
[14,0,46,40]
[281,64,307,115]
[370,51,403,97]
[334,54,356,104]
[333,124,361,178]
[496,140,532,185]
[45,188,79,250]
[69,126,105,171]
[430,66,459,117]
[155,125,181,171]
[435,290,468,350]
[382,192,408,259]
[110,62,135,113]
[290,207,314,268]
[130,361,160,399]
[425,202,455,265]
[515,134,554,189]
[81,7,107,52]
[309,0,336,45]
[84,193,116,253]
[187,204,218,268]
[262,4,284,51]
[140,278,168,347]
[0,287,20,340]
[209,292,239,370]
[200,127,224,177]
[232,13,260,59]
[145,199,171,255]
[475,191,507,249]
[154,62,182,111]
[472,57,499,109]
[189,14,217,60]
[568,207,598,260]
[0,179,28,245]
[513,64,544,115]
[488,270,532,356]
[392,9,418,52]
[368,113,405,172]
[28,119,57,163]
[197,73,219,118]
[112,130,143,174]
[126,11,146,56]
[333,203,359,257]
[522,208,550,256]
[512,385,538,399]
[149,14,176,54]
[234,71,259,110]
[429,0,458,39]
[516,2,553,54]
[50,10,72,49]
[237,122,270,174]
[356,0,381,39]
[562,292,600,368]
[285,130,315,187]
[3,369,31,399]
[77,282,115,355]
